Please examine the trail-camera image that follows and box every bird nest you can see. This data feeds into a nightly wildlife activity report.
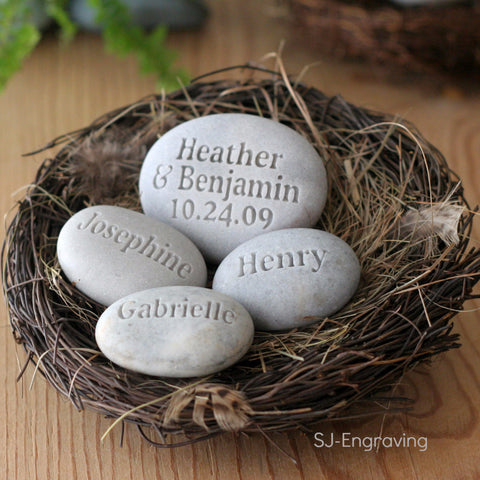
[3,65,480,447]
[289,0,480,83]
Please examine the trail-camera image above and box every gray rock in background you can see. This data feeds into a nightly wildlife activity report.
[1,0,53,31]
[28,0,52,30]
[68,0,208,31]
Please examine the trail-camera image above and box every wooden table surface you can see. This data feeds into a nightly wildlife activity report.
[2,1,480,479]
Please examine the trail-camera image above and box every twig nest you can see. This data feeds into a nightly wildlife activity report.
[391,0,464,5]
[3,65,480,447]
[289,0,480,84]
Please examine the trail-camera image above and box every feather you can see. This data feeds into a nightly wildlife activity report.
[63,128,149,203]
[163,383,253,432]
[399,201,465,247]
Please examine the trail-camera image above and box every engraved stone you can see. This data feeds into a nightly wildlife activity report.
[57,205,207,306]
[212,228,361,331]
[95,286,255,377]
[139,113,328,263]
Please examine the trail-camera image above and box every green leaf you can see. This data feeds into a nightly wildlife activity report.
[46,0,78,43]
[0,0,189,93]
[86,0,189,91]
[0,0,41,91]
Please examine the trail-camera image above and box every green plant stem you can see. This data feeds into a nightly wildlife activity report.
[87,0,189,91]
[0,1,41,91]
[0,0,188,93]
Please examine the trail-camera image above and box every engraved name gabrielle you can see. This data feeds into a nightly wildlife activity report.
[77,211,193,279]
[238,249,328,277]
[153,137,300,204]
[118,298,236,324]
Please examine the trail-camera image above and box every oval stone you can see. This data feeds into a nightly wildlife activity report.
[57,205,207,306]
[212,228,361,331]
[95,286,254,377]
[139,113,327,263]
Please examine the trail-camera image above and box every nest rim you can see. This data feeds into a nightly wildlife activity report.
[289,0,480,85]
[3,64,480,447]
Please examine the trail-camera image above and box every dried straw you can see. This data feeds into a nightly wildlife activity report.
[3,64,480,447]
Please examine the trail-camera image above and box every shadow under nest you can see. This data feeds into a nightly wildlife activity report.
[3,66,480,447]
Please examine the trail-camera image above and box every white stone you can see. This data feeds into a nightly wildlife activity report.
[139,113,328,263]
[95,286,254,377]
[212,228,361,331]
[57,205,207,306]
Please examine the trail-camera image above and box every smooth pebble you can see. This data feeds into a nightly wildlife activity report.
[139,113,328,263]
[212,228,361,331]
[95,286,254,377]
[57,205,207,305]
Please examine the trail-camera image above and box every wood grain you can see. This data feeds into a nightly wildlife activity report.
[2,1,480,478]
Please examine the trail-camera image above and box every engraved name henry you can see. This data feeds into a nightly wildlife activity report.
[77,211,193,279]
[238,249,327,277]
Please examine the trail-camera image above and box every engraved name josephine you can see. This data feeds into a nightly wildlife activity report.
[77,211,193,279]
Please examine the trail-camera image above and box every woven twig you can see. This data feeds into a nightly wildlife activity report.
[3,64,480,447]
[289,0,480,83]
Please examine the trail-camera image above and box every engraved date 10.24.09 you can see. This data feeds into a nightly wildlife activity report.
[171,198,274,229]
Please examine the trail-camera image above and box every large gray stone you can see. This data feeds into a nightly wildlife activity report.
[57,205,207,306]
[212,228,361,331]
[95,286,254,377]
[139,113,328,263]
